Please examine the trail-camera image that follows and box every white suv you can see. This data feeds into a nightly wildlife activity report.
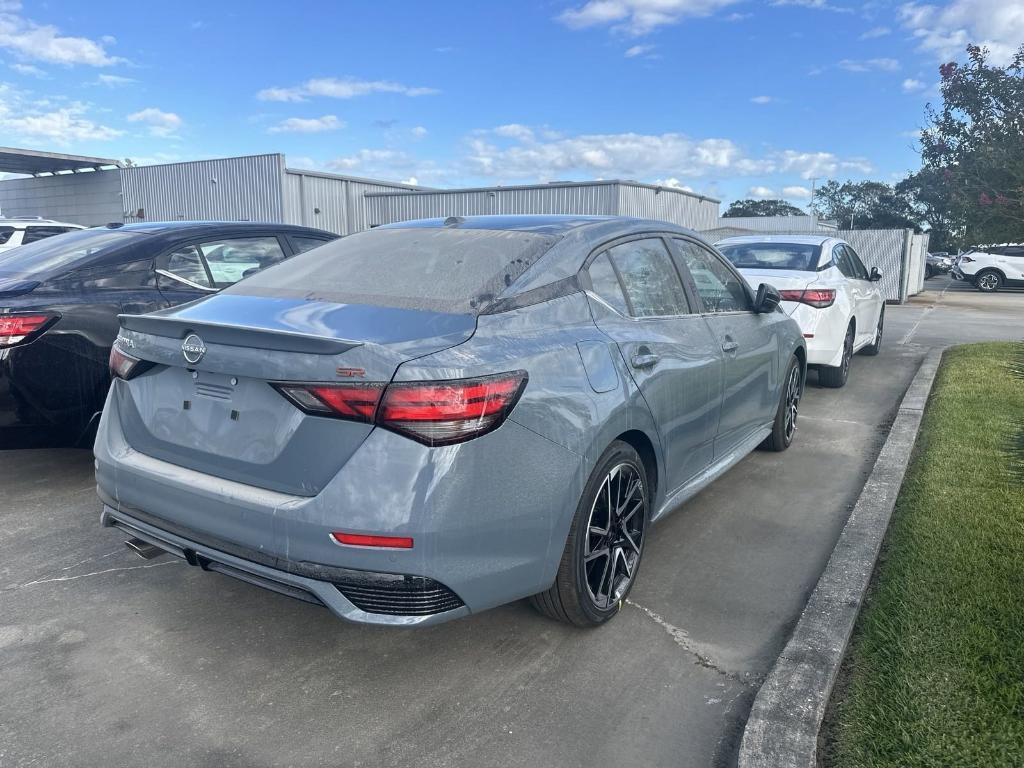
[0,217,86,253]
[716,235,885,388]
[952,244,1024,292]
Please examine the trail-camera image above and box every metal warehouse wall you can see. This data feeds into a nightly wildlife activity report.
[120,154,286,223]
[365,181,719,231]
[715,215,837,232]
[282,169,421,235]
[0,169,122,226]
[616,184,719,230]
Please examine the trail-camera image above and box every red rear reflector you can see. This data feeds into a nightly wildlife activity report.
[778,288,836,308]
[0,312,57,348]
[273,382,385,422]
[109,343,153,380]
[331,532,414,549]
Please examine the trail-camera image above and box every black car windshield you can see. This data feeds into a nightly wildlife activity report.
[0,228,144,278]
[228,227,559,314]
[718,242,822,272]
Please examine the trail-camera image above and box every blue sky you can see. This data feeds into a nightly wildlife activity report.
[0,0,1021,209]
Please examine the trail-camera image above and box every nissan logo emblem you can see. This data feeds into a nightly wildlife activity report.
[181,333,206,364]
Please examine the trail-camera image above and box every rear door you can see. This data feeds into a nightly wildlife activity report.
[673,238,781,458]
[584,235,721,492]
[840,245,883,347]
[996,246,1024,281]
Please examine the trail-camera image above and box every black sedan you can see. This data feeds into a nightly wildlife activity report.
[0,221,337,447]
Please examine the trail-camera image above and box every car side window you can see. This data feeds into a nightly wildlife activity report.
[605,238,690,317]
[164,245,212,288]
[832,245,857,278]
[676,239,752,313]
[586,251,630,315]
[1002,246,1024,258]
[0,226,14,245]
[289,235,332,255]
[844,245,870,280]
[22,226,71,244]
[199,236,287,288]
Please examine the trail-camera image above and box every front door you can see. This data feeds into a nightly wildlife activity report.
[672,238,781,458]
[584,236,722,494]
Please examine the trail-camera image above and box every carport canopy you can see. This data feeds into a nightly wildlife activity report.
[0,146,123,176]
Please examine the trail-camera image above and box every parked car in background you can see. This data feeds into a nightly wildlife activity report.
[96,215,806,628]
[716,234,884,388]
[0,221,337,447]
[0,217,85,252]
[926,252,954,278]
[951,244,1024,291]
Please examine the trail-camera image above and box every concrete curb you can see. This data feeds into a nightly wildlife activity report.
[737,348,945,768]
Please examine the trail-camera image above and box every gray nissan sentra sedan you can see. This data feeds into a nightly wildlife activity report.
[96,215,806,627]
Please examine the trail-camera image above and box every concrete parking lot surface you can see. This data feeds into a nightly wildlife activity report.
[2,277,1021,768]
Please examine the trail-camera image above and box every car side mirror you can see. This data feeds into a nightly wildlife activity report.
[869,267,882,282]
[754,283,781,313]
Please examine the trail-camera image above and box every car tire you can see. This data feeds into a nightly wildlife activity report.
[976,270,1003,292]
[761,354,802,452]
[860,307,883,356]
[530,440,649,627]
[818,323,854,388]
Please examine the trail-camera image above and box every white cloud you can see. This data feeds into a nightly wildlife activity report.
[838,57,900,72]
[655,177,695,192]
[127,107,183,137]
[900,0,1024,66]
[749,186,776,198]
[770,0,852,12]
[268,114,344,133]
[257,77,439,102]
[783,185,812,199]
[624,43,656,57]
[0,98,121,143]
[859,25,891,38]
[411,125,428,138]
[724,11,752,20]
[557,0,741,35]
[491,123,536,142]
[10,62,43,76]
[0,3,123,66]
[902,77,926,92]
[96,73,136,86]
[750,95,775,104]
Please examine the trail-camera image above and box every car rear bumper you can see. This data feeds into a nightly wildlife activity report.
[95,380,586,625]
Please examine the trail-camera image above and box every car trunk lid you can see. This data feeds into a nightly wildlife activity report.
[116,293,476,496]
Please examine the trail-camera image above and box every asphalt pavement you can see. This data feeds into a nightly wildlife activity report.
[2,275,1021,768]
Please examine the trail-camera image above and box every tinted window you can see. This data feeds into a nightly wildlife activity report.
[677,240,752,313]
[200,236,286,287]
[1002,246,1024,257]
[228,227,558,314]
[844,245,870,279]
[587,252,629,315]
[0,229,141,278]
[164,245,212,288]
[289,235,332,255]
[0,227,14,245]
[606,238,689,317]
[832,245,857,278]
[718,242,822,272]
[22,226,76,244]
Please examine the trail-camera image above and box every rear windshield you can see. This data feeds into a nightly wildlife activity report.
[228,227,559,313]
[718,242,822,272]
[0,228,142,278]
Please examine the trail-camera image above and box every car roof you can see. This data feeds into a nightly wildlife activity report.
[381,214,618,236]
[715,234,836,246]
[111,220,332,235]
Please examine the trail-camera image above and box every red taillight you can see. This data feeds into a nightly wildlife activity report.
[273,371,528,446]
[778,288,836,308]
[0,312,58,348]
[330,532,414,549]
[109,344,153,380]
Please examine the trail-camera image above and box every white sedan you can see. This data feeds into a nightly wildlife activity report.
[716,235,885,388]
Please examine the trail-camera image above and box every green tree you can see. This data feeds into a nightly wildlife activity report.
[921,44,1024,244]
[723,199,807,217]
[810,180,920,230]
[896,168,962,252]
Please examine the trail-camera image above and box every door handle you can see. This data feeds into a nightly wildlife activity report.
[631,352,659,369]
[721,340,739,353]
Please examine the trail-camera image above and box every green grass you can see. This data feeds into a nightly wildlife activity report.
[825,342,1024,768]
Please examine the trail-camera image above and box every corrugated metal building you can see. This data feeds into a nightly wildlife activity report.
[712,215,838,233]
[365,180,720,231]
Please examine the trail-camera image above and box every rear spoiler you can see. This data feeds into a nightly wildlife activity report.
[118,314,361,356]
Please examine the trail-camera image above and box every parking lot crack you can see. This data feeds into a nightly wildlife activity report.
[626,599,752,685]
[4,561,177,592]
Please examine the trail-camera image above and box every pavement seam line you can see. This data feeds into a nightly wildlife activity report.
[736,348,944,768]
[625,598,753,685]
